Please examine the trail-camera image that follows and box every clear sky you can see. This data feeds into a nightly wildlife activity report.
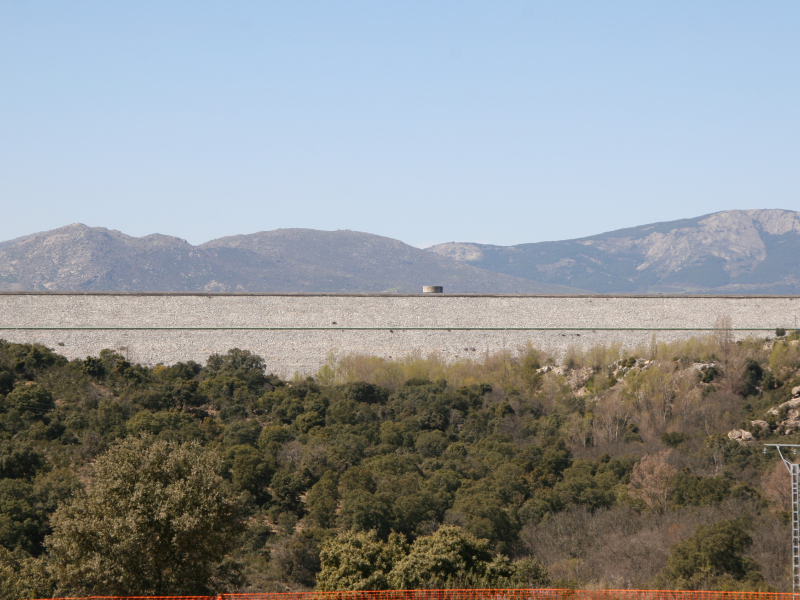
[1,2,798,248]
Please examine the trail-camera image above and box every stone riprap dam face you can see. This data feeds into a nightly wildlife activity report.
[0,293,797,376]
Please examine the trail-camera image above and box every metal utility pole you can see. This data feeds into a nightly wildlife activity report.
[766,444,800,593]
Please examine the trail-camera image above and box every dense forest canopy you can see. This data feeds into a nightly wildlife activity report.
[0,325,799,597]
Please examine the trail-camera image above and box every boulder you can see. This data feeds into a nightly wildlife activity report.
[728,429,754,443]
[768,397,800,415]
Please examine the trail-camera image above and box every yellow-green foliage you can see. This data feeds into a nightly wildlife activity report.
[318,344,554,393]
[768,340,800,379]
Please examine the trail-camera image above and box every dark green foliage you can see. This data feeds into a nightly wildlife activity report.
[0,342,66,379]
[306,471,339,528]
[0,479,45,554]
[0,370,15,396]
[0,443,44,480]
[272,527,330,586]
[271,468,312,516]
[200,348,269,407]
[228,445,275,505]
[344,381,388,405]
[81,356,106,378]
[662,432,689,448]
[552,455,635,513]
[0,337,795,592]
[670,473,735,507]
[740,360,765,397]
[699,365,718,384]
[126,409,206,442]
[3,383,55,415]
[658,519,764,590]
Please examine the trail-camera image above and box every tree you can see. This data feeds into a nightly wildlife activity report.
[316,526,548,591]
[228,445,275,505]
[2,383,55,415]
[344,381,388,404]
[200,348,268,407]
[627,451,677,514]
[0,547,53,599]
[762,461,791,513]
[46,435,244,595]
[271,528,330,587]
[316,529,407,591]
[658,519,764,590]
[388,526,518,589]
[306,471,339,528]
[0,441,44,480]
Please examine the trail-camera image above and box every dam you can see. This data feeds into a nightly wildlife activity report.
[0,292,796,376]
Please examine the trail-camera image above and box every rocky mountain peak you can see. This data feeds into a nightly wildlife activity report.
[425,209,800,294]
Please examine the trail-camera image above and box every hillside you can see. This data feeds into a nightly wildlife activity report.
[427,209,800,294]
[0,332,796,592]
[0,224,581,294]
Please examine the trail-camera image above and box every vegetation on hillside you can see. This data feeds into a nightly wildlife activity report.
[0,324,799,595]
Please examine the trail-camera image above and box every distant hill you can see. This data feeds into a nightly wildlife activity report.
[427,209,800,294]
[6,209,800,294]
[0,224,582,293]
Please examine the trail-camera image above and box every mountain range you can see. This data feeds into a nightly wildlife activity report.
[1,209,799,294]
[428,209,800,294]
[0,224,579,293]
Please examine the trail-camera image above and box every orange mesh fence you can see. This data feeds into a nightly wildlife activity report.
[32,589,798,600]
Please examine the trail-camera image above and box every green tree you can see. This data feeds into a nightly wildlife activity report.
[658,519,765,590]
[448,481,519,551]
[229,445,275,505]
[388,526,518,589]
[337,488,391,535]
[200,348,268,407]
[0,547,53,599]
[2,383,55,415]
[306,471,339,528]
[46,435,244,595]
[271,527,330,587]
[0,442,44,480]
[344,381,388,405]
[316,529,407,591]
[316,526,548,591]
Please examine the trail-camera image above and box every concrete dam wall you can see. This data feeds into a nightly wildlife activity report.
[0,293,797,376]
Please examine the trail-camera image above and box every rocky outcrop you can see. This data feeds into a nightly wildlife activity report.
[731,384,800,442]
[728,429,755,442]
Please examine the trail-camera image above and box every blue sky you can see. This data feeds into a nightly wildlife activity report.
[1,1,798,247]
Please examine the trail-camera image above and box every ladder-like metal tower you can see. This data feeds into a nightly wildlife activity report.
[766,444,800,593]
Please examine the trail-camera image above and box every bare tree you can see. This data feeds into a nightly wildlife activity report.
[592,389,632,445]
[714,315,734,361]
[627,450,677,514]
[762,461,792,513]
[624,364,675,436]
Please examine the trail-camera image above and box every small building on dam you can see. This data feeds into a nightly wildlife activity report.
[0,292,796,376]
